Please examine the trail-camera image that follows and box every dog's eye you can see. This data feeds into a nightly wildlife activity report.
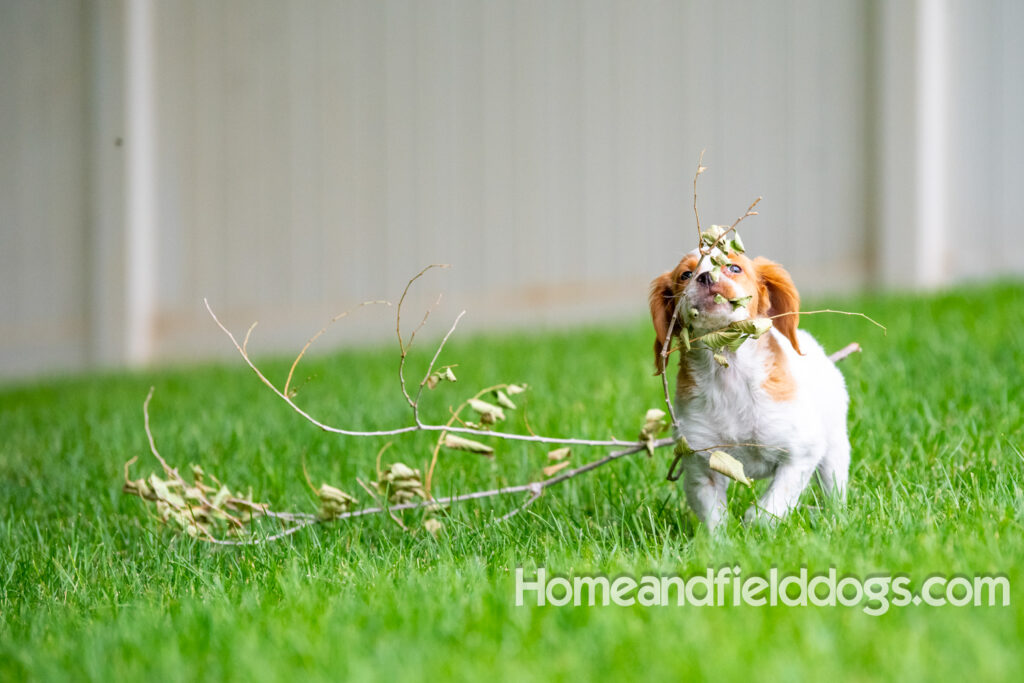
[727,265,742,274]
[681,271,693,280]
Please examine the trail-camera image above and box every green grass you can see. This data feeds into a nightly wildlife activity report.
[2,282,1023,681]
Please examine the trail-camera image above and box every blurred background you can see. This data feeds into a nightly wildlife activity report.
[1,0,1022,380]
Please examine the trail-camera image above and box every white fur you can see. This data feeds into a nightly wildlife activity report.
[672,250,850,530]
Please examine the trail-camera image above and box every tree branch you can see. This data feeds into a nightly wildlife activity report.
[204,298,639,448]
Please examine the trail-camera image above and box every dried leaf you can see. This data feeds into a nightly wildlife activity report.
[641,409,667,436]
[442,434,495,455]
[701,225,726,247]
[547,447,572,462]
[318,483,358,519]
[183,486,204,503]
[375,463,427,504]
[494,390,517,410]
[468,398,505,425]
[640,409,668,455]
[319,484,356,504]
[149,475,185,509]
[123,477,154,500]
[543,461,570,476]
[389,489,419,504]
[729,318,773,338]
[426,366,458,389]
[125,456,277,540]
[729,295,752,310]
[506,384,528,395]
[713,353,729,367]
[386,462,418,480]
[700,328,744,349]
[674,436,693,457]
[708,450,752,486]
[211,485,232,508]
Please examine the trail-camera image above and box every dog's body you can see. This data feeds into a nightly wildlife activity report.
[650,248,850,529]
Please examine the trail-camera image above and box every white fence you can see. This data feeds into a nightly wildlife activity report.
[1,0,1022,379]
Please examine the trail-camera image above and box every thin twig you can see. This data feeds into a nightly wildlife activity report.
[284,300,390,397]
[659,305,680,425]
[489,484,543,526]
[242,322,258,356]
[729,196,763,232]
[521,397,538,437]
[204,519,319,546]
[446,406,472,428]
[690,155,761,273]
[397,264,450,352]
[706,196,762,256]
[412,310,467,422]
[397,264,450,407]
[203,440,673,546]
[262,510,317,522]
[769,309,887,335]
[693,149,707,245]
[143,387,176,478]
[205,298,639,446]
[301,453,316,494]
[407,293,444,353]
[400,293,444,409]
[375,441,393,481]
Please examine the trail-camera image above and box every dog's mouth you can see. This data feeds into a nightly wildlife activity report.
[682,287,751,332]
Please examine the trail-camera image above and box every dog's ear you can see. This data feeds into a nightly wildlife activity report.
[753,257,802,354]
[649,270,678,374]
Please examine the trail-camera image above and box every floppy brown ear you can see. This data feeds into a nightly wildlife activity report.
[649,271,678,374]
[753,257,802,354]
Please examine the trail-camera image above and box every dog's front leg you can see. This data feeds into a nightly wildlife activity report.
[682,458,730,531]
[744,461,816,525]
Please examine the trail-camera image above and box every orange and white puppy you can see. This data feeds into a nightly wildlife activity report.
[649,248,850,530]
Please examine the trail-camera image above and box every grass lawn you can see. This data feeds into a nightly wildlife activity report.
[2,281,1023,681]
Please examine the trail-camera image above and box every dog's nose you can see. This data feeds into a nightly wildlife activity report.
[695,271,712,286]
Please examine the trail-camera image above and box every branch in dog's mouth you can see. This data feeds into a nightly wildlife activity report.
[657,155,883,491]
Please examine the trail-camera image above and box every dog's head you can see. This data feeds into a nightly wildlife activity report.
[649,249,801,373]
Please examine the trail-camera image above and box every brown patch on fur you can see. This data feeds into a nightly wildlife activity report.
[718,253,763,318]
[752,257,802,354]
[675,358,696,398]
[648,253,699,374]
[761,334,796,401]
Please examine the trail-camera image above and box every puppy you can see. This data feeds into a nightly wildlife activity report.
[649,248,850,529]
